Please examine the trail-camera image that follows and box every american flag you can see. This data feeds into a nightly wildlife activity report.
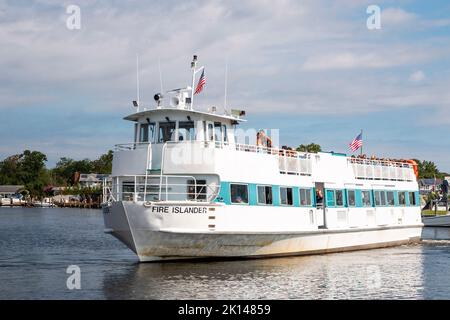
[194,70,206,95]
[349,132,363,152]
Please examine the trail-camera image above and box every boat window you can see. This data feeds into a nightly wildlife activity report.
[230,184,248,204]
[187,179,207,200]
[280,187,293,206]
[409,192,416,206]
[362,190,371,207]
[222,124,228,143]
[326,190,335,207]
[208,123,214,141]
[139,124,148,142]
[374,191,382,206]
[299,188,311,206]
[399,191,406,206]
[257,186,272,205]
[122,182,135,201]
[158,122,176,143]
[178,121,195,141]
[335,190,344,206]
[386,191,395,206]
[381,191,387,206]
[214,122,222,142]
[139,123,156,143]
[347,190,356,207]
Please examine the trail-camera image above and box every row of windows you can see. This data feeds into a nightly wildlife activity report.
[227,183,418,208]
[230,184,312,206]
[137,121,228,144]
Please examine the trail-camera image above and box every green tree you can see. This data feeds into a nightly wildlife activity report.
[0,154,21,184]
[92,150,113,174]
[296,143,322,153]
[412,159,443,179]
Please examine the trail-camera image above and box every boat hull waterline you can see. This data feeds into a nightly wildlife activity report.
[103,202,422,262]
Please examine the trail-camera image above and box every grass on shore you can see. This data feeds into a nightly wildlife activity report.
[422,210,449,216]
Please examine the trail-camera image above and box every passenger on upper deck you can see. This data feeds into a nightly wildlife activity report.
[316,189,324,205]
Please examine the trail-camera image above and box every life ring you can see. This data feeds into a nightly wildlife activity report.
[406,159,419,180]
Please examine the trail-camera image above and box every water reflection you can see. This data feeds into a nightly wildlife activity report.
[102,245,426,299]
[2,207,450,299]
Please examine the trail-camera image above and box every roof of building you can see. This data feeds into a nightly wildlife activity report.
[79,173,110,182]
[0,185,24,193]
[419,178,443,186]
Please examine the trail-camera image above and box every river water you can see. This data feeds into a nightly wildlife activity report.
[0,207,449,300]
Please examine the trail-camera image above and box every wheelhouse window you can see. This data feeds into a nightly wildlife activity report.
[299,188,312,206]
[399,191,406,206]
[158,122,176,143]
[222,124,228,143]
[362,190,371,207]
[409,192,416,206]
[280,187,293,206]
[257,186,272,205]
[386,191,395,206]
[335,190,344,207]
[347,190,356,207]
[230,184,248,204]
[139,123,156,143]
[214,122,222,142]
[208,123,214,141]
[178,121,195,141]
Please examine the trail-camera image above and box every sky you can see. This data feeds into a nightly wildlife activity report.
[0,0,449,172]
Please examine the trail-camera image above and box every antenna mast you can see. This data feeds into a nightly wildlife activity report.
[158,57,164,93]
[136,54,140,112]
[224,57,228,113]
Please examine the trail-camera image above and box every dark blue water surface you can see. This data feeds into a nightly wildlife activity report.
[0,207,449,299]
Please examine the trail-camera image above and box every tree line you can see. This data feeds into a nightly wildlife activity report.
[0,150,113,198]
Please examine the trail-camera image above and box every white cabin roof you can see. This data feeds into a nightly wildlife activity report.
[123,107,247,123]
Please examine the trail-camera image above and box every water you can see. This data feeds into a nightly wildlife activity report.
[1,207,450,299]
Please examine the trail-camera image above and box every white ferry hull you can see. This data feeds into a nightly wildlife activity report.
[104,202,422,262]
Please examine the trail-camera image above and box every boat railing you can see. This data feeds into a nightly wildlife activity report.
[164,141,312,176]
[102,174,220,203]
[114,142,151,151]
[348,158,415,182]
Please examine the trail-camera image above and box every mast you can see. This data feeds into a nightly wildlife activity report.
[190,55,197,110]
[136,54,140,112]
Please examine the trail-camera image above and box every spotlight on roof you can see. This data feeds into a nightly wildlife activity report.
[132,100,138,107]
[154,93,163,102]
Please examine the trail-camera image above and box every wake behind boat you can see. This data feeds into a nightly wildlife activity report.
[102,56,423,262]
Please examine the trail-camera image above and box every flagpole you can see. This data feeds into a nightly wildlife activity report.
[191,56,197,111]
[360,129,363,156]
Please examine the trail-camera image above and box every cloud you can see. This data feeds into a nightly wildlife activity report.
[0,1,449,171]
[409,70,425,82]
[381,7,417,26]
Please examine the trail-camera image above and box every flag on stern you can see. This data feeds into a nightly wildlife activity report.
[349,131,363,152]
[194,69,206,95]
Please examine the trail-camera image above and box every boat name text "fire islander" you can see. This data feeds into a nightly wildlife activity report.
[151,206,208,214]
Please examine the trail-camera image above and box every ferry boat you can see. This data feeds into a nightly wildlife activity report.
[102,56,423,262]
